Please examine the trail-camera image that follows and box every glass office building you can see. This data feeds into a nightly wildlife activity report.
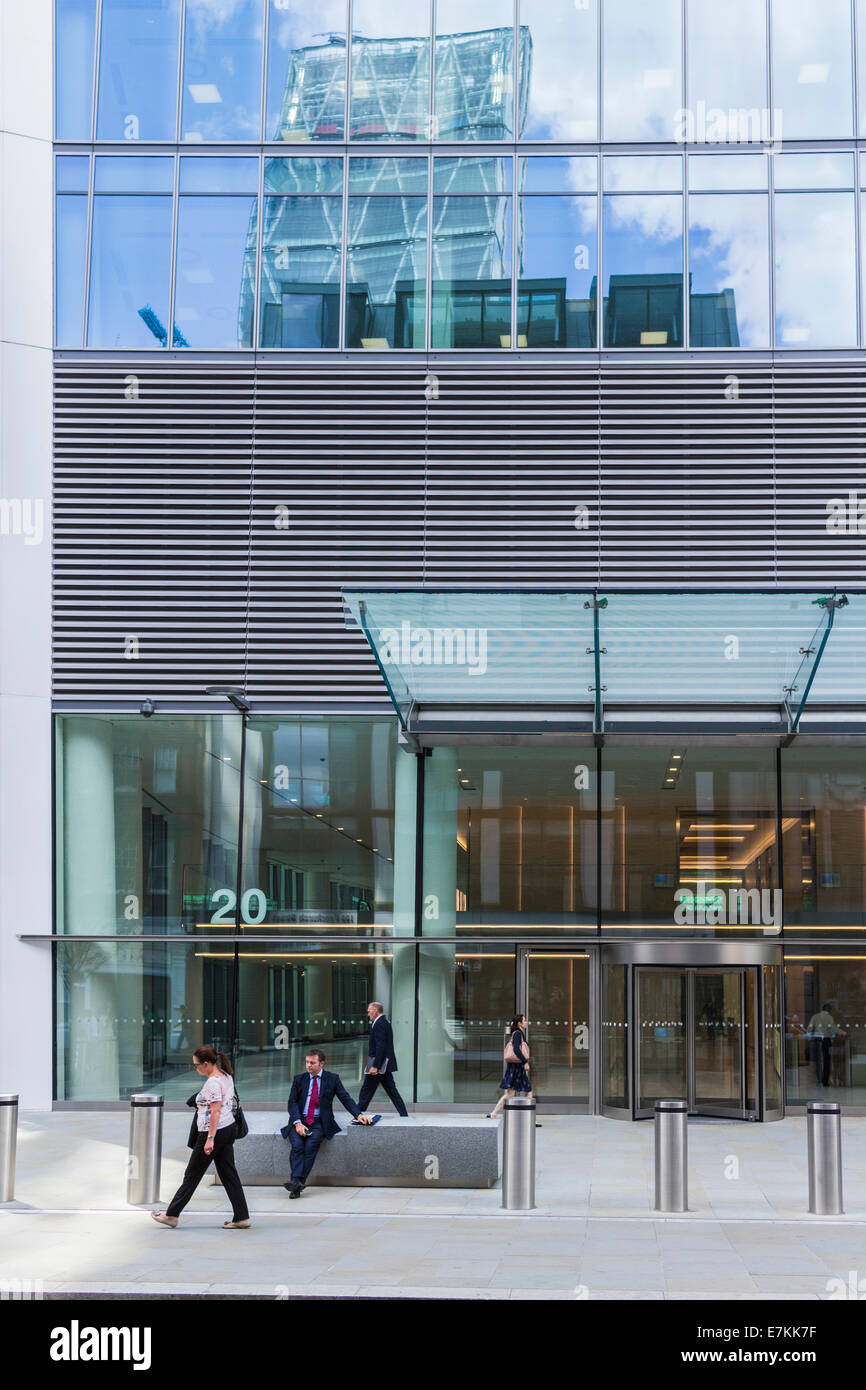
[40,0,866,1117]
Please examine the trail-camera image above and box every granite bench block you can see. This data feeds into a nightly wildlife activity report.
[221,1114,501,1189]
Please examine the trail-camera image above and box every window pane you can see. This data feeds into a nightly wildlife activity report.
[94,155,174,191]
[520,156,597,193]
[56,196,88,345]
[604,156,683,191]
[434,155,512,194]
[174,196,257,348]
[347,197,427,348]
[771,0,853,138]
[260,196,342,347]
[350,0,430,141]
[96,0,180,141]
[686,0,767,138]
[435,0,515,140]
[56,0,97,138]
[431,195,511,347]
[782,747,866,936]
[348,157,428,194]
[603,0,682,141]
[773,153,854,189]
[179,156,258,192]
[601,747,779,936]
[785,954,866,1105]
[56,155,90,192]
[858,0,866,135]
[87,195,173,346]
[416,943,513,1103]
[689,194,769,347]
[182,0,264,141]
[517,195,597,347]
[603,194,683,346]
[688,154,768,190]
[519,0,597,140]
[774,192,856,346]
[266,0,347,142]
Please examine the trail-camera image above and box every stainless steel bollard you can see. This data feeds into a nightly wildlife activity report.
[127,1094,164,1205]
[654,1099,688,1213]
[0,1095,18,1202]
[807,1100,843,1215]
[501,1097,536,1210]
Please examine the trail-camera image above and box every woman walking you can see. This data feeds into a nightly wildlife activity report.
[486,1014,535,1120]
[152,1045,250,1229]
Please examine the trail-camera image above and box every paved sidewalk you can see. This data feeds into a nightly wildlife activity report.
[2,1112,864,1300]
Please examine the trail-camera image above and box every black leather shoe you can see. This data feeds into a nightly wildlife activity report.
[283,1179,301,1193]
[289,1188,301,1198]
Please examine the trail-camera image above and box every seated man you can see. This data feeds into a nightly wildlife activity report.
[280,1048,374,1198]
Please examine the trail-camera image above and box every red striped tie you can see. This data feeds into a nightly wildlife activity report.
[305,1075,319,1127]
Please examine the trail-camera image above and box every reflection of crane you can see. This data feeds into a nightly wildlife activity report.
[138,304,189,348]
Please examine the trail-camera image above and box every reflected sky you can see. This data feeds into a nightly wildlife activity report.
[686,0,767,123]
[96,0,180,141]
[774,191,856,345]
[689,194,769,346]
[88,195,173,347]
[182,0,264,141]
[603,0,682,141]
[772,0,853,138]
[519,0,597,140]
[56,196,88,346]
[56,0,97,139]
[603,193,683,345]
[174,195,257,347]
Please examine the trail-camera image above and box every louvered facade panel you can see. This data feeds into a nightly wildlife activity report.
[53,359,866,701]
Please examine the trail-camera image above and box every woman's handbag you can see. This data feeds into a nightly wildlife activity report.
[231,1087,249,1140]
[504,1031,530,1065]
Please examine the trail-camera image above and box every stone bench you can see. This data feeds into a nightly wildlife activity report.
[217,1113,501,1189]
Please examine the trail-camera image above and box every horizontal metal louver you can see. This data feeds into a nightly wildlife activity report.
[53,360,866,701]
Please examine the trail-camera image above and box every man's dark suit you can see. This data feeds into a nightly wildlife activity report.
[280,1069,362,1186]
[357,1014,409,1116]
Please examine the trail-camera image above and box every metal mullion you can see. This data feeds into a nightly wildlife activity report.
[682,150,689,350]
[686,967,696,1112]
[82,152,95,348]
[346,0,353,142]
[253,153,265,351]
[176,0,187,144]
[90,0,103,142]
[596,151,602,350]
[853,0,863,344]
[339,159,349,351]
[426,0,435,352]
[167,153,180,351]
[597,0,603,141]
[260,0,269,144]
[513,0,519,145]
[769,121,777,348]
[510,0,518,352]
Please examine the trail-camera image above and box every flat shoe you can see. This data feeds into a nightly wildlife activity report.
[151,1211,178,1228]
[222,1219,251,1228]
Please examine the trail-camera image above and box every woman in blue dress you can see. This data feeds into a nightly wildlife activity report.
[486,1014,533,1119]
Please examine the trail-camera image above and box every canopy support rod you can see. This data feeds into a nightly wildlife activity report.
[357,599,419,749]
[782,593,848,743]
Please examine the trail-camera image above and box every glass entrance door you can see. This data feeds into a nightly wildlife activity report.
[635,967,759,1119]
[524,952,592,1105]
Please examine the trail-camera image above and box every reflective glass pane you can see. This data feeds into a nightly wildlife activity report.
[435,0,515,141]
[266,0,347,142]
[858,0,866,136]
[431,195,511,347]
[55,195,88,346]
[689,194,769,347]
[785,953,866,1105]
[350,0,430,141]
[265,157,343,193]
[773,153,854,189]
[774,192,856,346]
[604,156,683,191]
[174,195,257,347]
[96,0,180,141]
[526,954,591,1102]
[56,155,90,192]
[637,971,687,1108]
[346,196,427,349]
[260,196,342,347]
[348,158,428,194]
[518,0,597,140]
[603,0,682,141]
[181,0,264,141]
[87,195,173,346]
[602,964,629,1109]
[433,155,512,193]
[94,155,174,191]
[782,746,866,935]
[416,943,515,1104]
[686,0,767,140]
[771,0,853,138]
[517,195,597,347]
[520,156,597,193]
[56,0,97,138]
[688,154,768,190]
[602,194,683,347]
[179,156,258,192]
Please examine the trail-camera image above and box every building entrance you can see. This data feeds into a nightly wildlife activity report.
[634,967,759,1119]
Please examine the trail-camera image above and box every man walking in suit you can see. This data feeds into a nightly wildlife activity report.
[281,1049,373,1197]
[357,1001,410,1117]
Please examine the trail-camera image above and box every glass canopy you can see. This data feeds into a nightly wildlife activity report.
[342,588,862,731]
